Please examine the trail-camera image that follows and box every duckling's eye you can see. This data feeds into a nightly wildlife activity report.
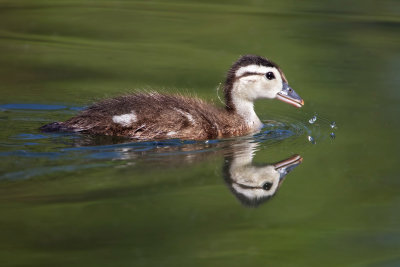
[262,182,273,191]
[266,72,275,80]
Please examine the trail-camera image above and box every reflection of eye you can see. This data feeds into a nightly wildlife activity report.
[266,72,275,80]
[262,182,273,190]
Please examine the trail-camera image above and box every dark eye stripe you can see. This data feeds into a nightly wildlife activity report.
[232,181,270,190]
[235,72,264,80]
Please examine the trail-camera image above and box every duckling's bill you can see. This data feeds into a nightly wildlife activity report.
[273,154,303,170]
[276,82,304,108]
[272,154,303,186]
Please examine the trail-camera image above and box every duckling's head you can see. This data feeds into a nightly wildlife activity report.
[224,55,304,111]
[223,154,302,208]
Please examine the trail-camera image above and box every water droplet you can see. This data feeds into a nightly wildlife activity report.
[308,115,317,124]
[308,135,316,144]
[330,121,336,129]
[330,132,336,139]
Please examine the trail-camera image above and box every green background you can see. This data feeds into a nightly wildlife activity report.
[0,0,399,266]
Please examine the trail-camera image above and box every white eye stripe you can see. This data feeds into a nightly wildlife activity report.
[235,65,269,77]
[235,65,279,78]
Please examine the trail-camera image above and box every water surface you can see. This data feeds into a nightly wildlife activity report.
[0,1,399,266]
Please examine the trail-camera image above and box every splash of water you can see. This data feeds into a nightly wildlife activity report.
[309,115,317,124]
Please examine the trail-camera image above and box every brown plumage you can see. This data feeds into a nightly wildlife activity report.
[41,93,249,140]
[40,55,303,141]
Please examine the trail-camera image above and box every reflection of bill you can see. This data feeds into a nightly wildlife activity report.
[63,132,302,208]
[223,143,302,208]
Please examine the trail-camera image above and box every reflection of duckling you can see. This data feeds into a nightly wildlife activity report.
[59,132,301,207]
[40,55,304,140]
[223,142,302,207]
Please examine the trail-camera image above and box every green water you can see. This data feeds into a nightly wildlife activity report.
[1,1,400,266]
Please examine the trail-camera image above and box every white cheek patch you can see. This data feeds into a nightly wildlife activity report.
[112,111,137,127]
[235,65,270,77]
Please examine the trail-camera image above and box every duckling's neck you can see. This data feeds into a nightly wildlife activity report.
[232,99,262,129]
[229,87,263,130]
[231,142,258,166]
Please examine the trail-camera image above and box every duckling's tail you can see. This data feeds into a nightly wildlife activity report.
[39,122,65,132]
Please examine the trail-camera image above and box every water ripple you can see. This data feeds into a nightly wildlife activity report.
[0,103,337,180]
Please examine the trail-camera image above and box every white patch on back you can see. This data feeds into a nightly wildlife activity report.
[184,113,195,124]
[112,111,137,127]
[174,108,196,124]
[167,131,177,136]
[235,65,269,77]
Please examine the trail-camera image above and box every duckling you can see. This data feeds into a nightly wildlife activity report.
[40,55,304,140]
[223,142,303,207]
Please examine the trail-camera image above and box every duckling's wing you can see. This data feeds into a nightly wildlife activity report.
[58,93,220,140]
